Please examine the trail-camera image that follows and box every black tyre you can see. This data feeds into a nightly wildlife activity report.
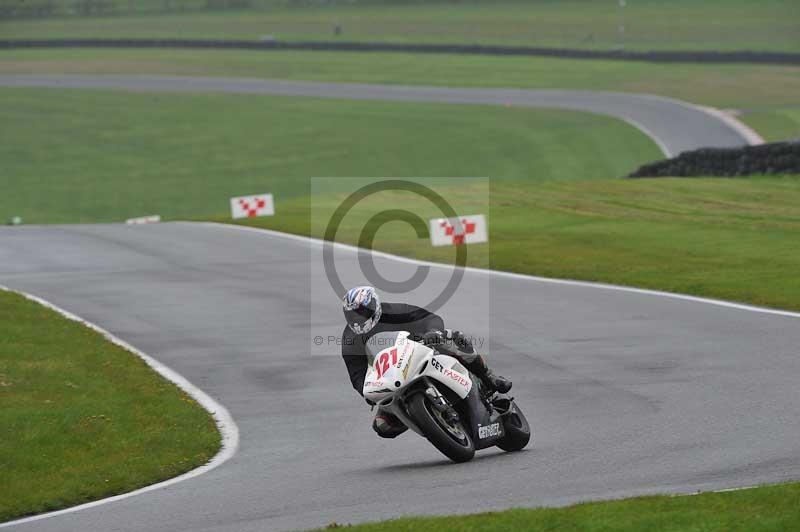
[496,402,531,452]
[407,392,475,463]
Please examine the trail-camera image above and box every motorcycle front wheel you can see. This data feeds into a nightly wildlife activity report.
[407,392,475,463]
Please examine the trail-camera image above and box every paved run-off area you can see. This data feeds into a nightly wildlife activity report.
[1,222,799,531]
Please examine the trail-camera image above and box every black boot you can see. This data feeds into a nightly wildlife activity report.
[466,353,512,395]
[482,369,512,394]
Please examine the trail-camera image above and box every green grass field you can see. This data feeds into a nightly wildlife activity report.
[2,0,798,52]
[0,87,660,223]
[2,48,798,141]
[233,176,800,313]
[313,482,800,531]
[0,289,221,522]
[741,108,800,143]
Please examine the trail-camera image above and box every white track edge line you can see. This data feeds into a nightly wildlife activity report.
[621,117,672,158]
[636,93,765,147]
[692,105,766,146]
[0,285,240,529]
[197,221,800,320]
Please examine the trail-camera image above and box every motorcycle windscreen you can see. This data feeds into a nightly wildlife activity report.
[364,330,406,366]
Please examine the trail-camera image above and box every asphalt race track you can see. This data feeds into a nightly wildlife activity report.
[0,74,760,157]
[1,222,799,531]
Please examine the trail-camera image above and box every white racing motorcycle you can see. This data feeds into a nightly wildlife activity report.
[363,331,531,462]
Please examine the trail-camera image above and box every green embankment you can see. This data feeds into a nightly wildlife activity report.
[0,87,659,223]
[2,0,798,52]
[233,176,800,313]
[1,49,797,141]
[0,289,221,522]
[742,108,800,143]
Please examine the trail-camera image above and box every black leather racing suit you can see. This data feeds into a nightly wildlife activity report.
[341,302,487,438]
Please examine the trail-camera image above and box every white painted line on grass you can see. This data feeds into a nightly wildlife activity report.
[200,221,800,320]
[0,285,240,529]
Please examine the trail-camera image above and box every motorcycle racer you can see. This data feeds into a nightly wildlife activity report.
[340,285,511,438]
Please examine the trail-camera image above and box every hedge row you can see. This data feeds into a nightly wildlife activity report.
[2,39,800,65]
[627,142,800,178]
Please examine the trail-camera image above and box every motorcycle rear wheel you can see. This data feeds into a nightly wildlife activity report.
[408,393,475,463]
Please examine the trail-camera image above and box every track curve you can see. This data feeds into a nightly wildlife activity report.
[1,222,798,531]
[0,74,762,156]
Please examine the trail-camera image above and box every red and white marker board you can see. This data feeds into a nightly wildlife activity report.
[230,193,274,219]
[429,214,488,247]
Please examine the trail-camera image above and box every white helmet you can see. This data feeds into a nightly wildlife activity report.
[342,286,382,334]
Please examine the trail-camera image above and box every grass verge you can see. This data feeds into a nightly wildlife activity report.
[229,176,800,313]
[0,289,221,522]
[314,482,800,531]
[0,87,659,224]
[2,49,798,109]
[740,108,800,143]
[1,0,798,53]
[1,48,798,141]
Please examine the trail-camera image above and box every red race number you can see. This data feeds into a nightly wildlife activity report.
[374,348,398,379]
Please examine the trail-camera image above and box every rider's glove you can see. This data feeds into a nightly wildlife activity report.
[445,329,474,353]
[421,329,463,357]
[420,329,446,346]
